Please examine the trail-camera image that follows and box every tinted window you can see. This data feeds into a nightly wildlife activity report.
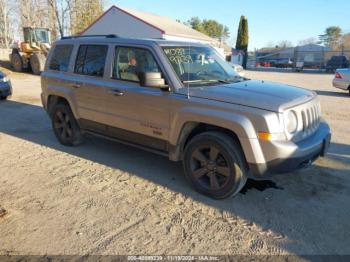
[113,47,161,82]
[49,45,73,72]
[74,45,108,77]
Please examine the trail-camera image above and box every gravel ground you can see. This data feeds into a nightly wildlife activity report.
[0,68,349,256]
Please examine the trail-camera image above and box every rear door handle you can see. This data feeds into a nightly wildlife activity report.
[108,89,124,96]
[72,82,82,89]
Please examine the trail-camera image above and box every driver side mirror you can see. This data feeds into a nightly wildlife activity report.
[139,72,169,91]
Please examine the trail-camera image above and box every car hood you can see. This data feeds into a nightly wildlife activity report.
[182,80,316,112]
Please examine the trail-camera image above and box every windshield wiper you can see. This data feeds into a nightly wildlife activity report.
[225,76,249,82]
[182,79,230,84]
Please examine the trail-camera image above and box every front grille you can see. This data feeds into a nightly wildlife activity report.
[287,98,321,142]
[301,102,321,134]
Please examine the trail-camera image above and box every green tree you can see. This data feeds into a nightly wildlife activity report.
[70,0,104,35]
[235,15,249,68]
[187,17,203,32]
[319,26,342,49]
[187,17,229,41]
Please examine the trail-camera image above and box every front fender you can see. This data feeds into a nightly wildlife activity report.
[169,106,257,145]
[168,106,266,165]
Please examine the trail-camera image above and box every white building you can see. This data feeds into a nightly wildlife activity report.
[81,5,230,57]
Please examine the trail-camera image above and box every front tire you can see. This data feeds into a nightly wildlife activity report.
[0,96,8,100]
[51,103,83,146]
[183,132,248,199]
[30,53,45,75]
[11,53,23,72]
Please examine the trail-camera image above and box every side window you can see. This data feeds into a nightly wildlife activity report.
[49,45,73,72]
[113,47,161,82]
[74,45,108,77]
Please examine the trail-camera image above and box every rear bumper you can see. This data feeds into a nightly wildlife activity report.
[333,78,349,91]
[0,81,12,97]
[248,121,331,178]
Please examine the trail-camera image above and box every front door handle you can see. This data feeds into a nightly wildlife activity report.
[72,82,82,89]
[108,89,124,96]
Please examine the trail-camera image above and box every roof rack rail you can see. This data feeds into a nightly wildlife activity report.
[61,34,119,40]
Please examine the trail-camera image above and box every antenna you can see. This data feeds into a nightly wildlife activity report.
[187,42,191,99]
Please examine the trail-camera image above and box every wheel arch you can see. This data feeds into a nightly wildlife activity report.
[47,94,78,119]
[169,121,250,164]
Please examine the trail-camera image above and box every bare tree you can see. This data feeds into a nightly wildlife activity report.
[18,0,49,28]
[17,0,66,41]
[70,0,104,35]
[0,0,16,47]
[298,37,318,46]
[47,0,73,38]
[9,0,105,43]
[277,40,293,48]
[264,41,276,48]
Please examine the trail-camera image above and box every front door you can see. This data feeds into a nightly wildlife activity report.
[102,46,171,151]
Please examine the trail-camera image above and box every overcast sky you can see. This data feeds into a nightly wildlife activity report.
[109,0,350,50]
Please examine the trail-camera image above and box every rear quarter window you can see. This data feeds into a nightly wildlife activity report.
[49,44,74,72]
[74,45,108,77]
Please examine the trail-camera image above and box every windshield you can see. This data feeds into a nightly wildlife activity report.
[162,46,241,86]
[34,29,49,43]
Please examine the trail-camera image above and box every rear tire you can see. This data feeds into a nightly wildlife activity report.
[30,53,45,75]
[183,132,248,199]
[51,103,83,146]
[0,96,7,100]
[11,53,23,72]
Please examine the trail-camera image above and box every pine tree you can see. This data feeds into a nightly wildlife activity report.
[235,16,249,68]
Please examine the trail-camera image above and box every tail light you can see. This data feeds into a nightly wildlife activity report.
[335,72,342,79]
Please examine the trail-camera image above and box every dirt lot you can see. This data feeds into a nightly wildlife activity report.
[0,68,349,256]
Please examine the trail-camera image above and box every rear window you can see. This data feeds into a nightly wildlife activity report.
[49,45,73,72]
[332,56,346,61]
[74,45,108,77]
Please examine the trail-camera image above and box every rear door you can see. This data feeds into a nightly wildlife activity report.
[42,43,74,110]
[71,44,110,132]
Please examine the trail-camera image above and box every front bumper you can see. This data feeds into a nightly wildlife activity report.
[248,121,331,178]
[0,81,12,97]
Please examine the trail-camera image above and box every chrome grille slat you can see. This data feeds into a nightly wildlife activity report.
[301,101,320,135]
[289,98,321,142]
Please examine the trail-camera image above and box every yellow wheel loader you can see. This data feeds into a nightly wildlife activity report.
[10,27,51,75]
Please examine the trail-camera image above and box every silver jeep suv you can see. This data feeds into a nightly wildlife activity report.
[41,35,331,199]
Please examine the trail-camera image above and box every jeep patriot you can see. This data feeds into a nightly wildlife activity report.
[41,35,331,199]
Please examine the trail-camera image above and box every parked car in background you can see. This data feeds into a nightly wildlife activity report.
[230,63,245,77]
[333,68,350,95]
[0,71,12,100]
[258,61,271,67]
[326,56,349,72]
[295,61,323,72]
[275,58,293,68]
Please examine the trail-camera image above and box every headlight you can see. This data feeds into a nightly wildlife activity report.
[0,77,8,82]
[285,111,298,134]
